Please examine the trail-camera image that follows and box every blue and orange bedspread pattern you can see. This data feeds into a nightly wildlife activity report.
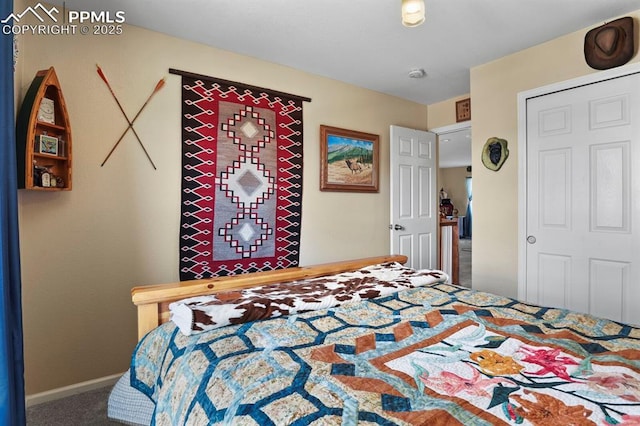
[131,279,640,425]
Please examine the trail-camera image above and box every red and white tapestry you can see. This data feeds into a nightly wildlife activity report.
[176,70,306,279]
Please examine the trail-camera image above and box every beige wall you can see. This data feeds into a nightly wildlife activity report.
[470,11,640,298]
[17,23,428,393]
[427,94,471,129]
[439,167,471,215]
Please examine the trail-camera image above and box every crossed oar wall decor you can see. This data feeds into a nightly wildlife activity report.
[97,64,165,169]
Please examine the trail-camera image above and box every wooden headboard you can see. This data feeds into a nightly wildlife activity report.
[131,254,408,340]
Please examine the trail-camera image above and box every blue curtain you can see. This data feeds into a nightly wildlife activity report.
[463,177,472,238]
[0,0,26,423]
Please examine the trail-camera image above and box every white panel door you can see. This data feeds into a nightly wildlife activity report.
[390,125,437,270]
[525,72,640,325]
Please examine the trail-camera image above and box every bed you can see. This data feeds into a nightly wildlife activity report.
[109,255,640,425]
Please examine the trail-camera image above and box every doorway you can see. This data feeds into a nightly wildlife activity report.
[433,122,472,287]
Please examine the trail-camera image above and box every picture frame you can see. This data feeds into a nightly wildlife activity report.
[320,125,379,192]
[38,134,58,155]
[456,98,471,122]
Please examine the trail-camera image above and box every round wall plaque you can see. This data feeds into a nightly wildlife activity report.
[481,137,509,171]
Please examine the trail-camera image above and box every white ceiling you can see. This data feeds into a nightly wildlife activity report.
[49,0,640,105]
[438,127,472,168]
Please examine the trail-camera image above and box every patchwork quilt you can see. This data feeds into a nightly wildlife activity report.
[131,266,640,425]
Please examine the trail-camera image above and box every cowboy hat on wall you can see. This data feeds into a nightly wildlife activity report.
[584,16,635,70]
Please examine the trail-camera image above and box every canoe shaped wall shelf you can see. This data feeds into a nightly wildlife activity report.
[16,66,73,190]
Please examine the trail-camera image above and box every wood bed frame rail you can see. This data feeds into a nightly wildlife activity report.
[132,254,408,340]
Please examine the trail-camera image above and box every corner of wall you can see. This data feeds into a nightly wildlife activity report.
[426,93,471,130]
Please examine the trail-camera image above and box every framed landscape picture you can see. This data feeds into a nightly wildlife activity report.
[320,125,379,192]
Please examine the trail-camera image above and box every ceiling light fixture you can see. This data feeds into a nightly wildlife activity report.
[401,0,425,27]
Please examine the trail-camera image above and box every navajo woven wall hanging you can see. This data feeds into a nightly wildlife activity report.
[171,69,310,279]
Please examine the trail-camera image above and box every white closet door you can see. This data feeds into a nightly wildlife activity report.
[525,72,640,325]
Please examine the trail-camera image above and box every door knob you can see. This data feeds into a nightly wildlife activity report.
[527,235,536,244]
[393,224,405,231]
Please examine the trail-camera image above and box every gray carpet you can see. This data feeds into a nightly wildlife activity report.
[27,385,120,426]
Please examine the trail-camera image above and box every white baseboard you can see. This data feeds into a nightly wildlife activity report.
[26,372,124,407]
